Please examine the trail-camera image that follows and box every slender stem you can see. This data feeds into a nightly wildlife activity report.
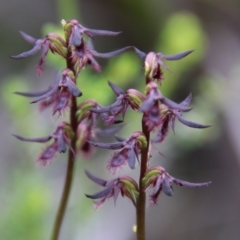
[136,74,151,240]
[51,48,78,240]
[51,96,77,240]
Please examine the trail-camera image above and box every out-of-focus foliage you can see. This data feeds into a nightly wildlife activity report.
[157,11,207,94]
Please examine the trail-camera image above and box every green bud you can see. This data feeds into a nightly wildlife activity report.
[145,52,159,80]
[76,100,98,122]
[142,167,162,189]
[126,89,145,110]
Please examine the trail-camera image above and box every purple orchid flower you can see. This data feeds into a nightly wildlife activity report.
[143,166,211,205]
[11,31,66,75]
[14,69,81,115]
[134,47,193,82]
[90,81,145,125]
[88,132,146,173]
[85,171,139,208]
[13,122,74,166]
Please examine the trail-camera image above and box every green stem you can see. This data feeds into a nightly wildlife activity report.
[51,45,78,240]
[136,115,150,240]
[51,96,77,240]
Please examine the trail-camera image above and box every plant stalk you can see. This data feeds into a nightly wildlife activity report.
[51,48,78,240]
[136,73,151,240]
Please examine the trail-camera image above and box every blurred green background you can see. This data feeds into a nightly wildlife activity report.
[1,0,240,239]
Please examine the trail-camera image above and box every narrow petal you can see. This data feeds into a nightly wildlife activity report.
[87,38,94,50]
[173,178,211,188]
[90,99,122,113]
[161,97,192,112]
[19,31,37,44]
[85,170,107,186]
[84,28,121,37]
[96,124,124,136]
[87,140,125,150]
[85,184,113,199]
[113,187,121,205]
[14,87,54,97]
[149,176,163,205]
[176,114,211,129]
[12,134,51,143]
[91,46,131,58]
[162,50,194,60]
[30,85,58,103]
[87,54,101,72]
[63,136,75,157]
[10,41,42,59]
[133,47,147,59]
[108,81,125,96]
[115,135,126,142]
[179,93,192,107]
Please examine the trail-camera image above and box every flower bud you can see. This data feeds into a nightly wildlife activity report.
[120,176,139,206]
[126,89,145,110]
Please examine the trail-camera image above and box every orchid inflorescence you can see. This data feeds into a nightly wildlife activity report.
[12,18,211,239]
